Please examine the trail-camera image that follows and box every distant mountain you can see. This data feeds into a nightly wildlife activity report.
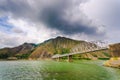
[0,43,36,59]
[29,36,110,59]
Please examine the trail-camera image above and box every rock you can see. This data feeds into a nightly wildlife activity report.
[7,57,17,60]
[104,57,120,68]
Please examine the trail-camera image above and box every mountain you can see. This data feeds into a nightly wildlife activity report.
[29,36,110,59]
[0,43,36,59]
[0,36,110,59]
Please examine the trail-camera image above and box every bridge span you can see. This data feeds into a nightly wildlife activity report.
[52,47,109,62]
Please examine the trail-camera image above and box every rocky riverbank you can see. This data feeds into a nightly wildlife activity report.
[104,57,120,68]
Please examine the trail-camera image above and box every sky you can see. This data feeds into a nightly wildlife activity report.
[0,0,120,48]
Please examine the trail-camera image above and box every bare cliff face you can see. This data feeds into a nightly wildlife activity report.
[104,43,120,68]
[109,43,120,57]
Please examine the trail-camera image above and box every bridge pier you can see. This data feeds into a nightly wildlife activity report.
[52,58,56,61]
[68,55,72,62]
[56,57,60,61]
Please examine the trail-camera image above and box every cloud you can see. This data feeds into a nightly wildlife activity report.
[40,5,99,35]
[0,0,108,48]
[0,0,105,35]
[82,0,120,43]
[0,17,59,48]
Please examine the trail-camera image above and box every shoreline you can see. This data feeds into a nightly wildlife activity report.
[104,58,120,68]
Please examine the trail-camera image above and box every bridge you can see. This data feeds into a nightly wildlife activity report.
[52,47,109,62]
[52,40,109,62]
[51,41,110,62]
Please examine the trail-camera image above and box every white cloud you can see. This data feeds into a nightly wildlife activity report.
[0,17,60,48]
[8,18,60,42]
[81,0,120,43]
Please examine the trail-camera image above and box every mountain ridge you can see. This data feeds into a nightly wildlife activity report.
[0,36,110,59]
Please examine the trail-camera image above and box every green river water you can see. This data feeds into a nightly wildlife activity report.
[0,60,120,80]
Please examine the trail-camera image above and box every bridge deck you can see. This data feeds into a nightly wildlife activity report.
[52,48,108,58]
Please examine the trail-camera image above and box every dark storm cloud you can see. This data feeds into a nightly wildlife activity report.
[40,7,98,35]
[0,0,105,36]
[0,0,33,18]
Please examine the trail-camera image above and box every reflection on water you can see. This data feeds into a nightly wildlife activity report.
[0,60,119,80]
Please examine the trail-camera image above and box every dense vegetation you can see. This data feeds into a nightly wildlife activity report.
[15,53,30,59]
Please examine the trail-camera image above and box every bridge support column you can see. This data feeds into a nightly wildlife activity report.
[68,55,72,62]
[52,58,56,61]
[57,57,61,62]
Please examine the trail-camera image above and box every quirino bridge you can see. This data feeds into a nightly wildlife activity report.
[52,47,109,62]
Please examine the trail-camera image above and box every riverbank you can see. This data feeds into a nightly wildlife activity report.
[104,58,120,68]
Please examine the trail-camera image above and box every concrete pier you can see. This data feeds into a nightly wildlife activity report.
[68,55,72,62]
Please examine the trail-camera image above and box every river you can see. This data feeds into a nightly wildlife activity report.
[0,60,119,80]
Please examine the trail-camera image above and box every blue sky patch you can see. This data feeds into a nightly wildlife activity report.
[0,16,13,33]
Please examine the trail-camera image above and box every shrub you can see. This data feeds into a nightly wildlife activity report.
[15,53,30,59]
